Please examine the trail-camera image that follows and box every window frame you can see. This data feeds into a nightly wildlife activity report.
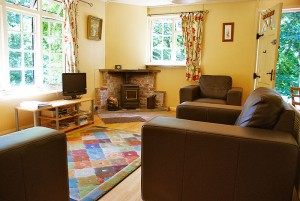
[0,0,64,93]
[6,9,39,87]
[147,14,185,66]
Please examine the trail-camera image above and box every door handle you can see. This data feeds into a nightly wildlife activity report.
[253,73,261,79]
[266,69,273,81]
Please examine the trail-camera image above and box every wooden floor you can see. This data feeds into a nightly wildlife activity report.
[70,110,176,201]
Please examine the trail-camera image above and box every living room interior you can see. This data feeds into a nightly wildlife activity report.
[0,0,299,133]
[0,0,300,200]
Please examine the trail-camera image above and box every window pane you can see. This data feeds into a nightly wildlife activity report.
[42,1,51,11]
[59,9,64,18]
[153,49,162,61]
[23,15,34,33]
[43,54,49,68]
[50,39,62,53]
[163,36,171,48]
[19,0,31,8]
[8,33,21,49]
[49,1,62,14]
[153,36,162,48]
[6,0,15,3]
[175,20,182,31]
[43,38,50,52]
[6,0,37,9]
[50,54,62,66]
[50,22,62,37]
[10,70,22,86]
[43,22,49,36]
[163,49,171,61]
[9,51,22,68]
[25,70,34,85]
[163,21,172,35]
[24,52,34,68]
[7,11,21,31]
[176,48,185,61]
[44,54,62,85]
[152,21,162,35]
[176,35,183,47]
[42,0,63,16]
[23,34,34,50]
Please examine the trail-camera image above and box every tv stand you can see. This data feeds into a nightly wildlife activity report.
[15,98,94,132]
[64,95,81,100]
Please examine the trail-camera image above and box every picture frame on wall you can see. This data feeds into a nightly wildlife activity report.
[87,15,103,41]
[222,22,234,42]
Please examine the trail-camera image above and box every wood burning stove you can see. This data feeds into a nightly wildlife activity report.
[120,84,139,109]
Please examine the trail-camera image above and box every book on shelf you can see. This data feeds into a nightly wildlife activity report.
[38,103,52,109]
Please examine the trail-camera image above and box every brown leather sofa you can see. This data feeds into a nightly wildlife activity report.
[180,75,243,106]
[142,87,299,201]
[0,126,69,201]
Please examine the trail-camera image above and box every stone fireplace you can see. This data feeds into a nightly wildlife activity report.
[96,69,166,110]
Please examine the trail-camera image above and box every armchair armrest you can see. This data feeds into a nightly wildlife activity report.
[142,117,298,201]
[0,127,69,201]
[227,87,243,106]
[179,85,200,103]
[176,101,242,125]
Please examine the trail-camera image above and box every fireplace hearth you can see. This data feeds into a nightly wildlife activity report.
[121,84,139,109]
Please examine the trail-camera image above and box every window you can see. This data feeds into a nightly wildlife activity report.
[7,10,37,86]
[148,15,185,65]
[0,0,64,93]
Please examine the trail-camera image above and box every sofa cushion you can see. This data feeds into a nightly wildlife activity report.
[235,87,284,129]
[199,75,232,99]
[194,98,227,105]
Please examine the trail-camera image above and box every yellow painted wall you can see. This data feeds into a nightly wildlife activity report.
[149,1,258,107]
[105,3,147,69]
[0,0,105,134]
[104,0,299,108]
[78,0,105,99]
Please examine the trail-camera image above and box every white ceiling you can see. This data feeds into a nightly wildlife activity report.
[105,0,254,7]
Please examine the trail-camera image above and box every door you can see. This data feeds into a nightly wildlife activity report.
[254,3,283,89]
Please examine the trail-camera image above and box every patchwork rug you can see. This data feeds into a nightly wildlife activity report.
[67,126,141,201]
[100,116,146,124]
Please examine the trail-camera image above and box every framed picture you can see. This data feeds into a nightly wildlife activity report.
[87,15,103,40]
[222,22,234,42]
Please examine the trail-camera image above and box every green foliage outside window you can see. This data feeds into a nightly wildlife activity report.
[275,12,300,97]
[151,17,185,63]
[42,21,63,85]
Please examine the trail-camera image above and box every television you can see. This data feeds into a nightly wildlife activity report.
[62,73,87,99]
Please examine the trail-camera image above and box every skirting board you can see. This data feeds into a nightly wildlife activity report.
[0,124,34,136]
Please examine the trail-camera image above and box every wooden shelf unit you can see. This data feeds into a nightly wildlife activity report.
[15,98,94,132]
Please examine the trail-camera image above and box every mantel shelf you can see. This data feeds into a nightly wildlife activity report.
[98,69,161,73]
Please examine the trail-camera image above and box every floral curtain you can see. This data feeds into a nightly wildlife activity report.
[63,0,79,73]
[181,12,204,81]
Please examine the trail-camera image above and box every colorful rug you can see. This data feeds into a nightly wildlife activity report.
[100,116,146,124]
[67,126,141,201]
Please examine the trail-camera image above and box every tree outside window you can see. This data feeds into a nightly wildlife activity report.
[149,16,185,64]
[2,0,64,89]
[275,12,300,97]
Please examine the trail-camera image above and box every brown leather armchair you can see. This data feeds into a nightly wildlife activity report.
[180,75,243,106]
[142,87,299,201]
[0,127,69,201]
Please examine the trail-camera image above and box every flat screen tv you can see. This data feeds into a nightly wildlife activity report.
[62,73,87,99]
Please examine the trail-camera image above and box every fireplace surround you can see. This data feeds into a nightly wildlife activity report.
[97,69,166,110]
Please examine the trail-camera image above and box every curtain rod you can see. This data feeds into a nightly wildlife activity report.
[148,10,209,16]
[79,0,93,7]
